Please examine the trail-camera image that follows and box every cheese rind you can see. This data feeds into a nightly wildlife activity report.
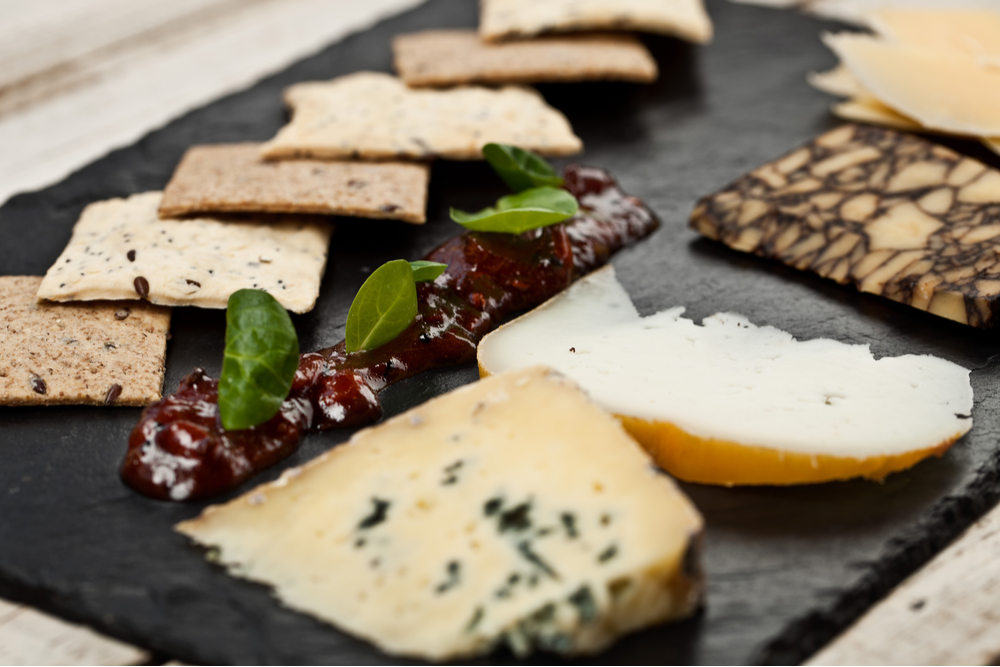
[176,367,704,660]
[478,266,973,463]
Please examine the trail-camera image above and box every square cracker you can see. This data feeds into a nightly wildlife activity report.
[160,144,430,223]
[393,30,657,88]
[480,0,713,45]
[259,71,582,161]
[1,276,170,406]
[37,192,332,314]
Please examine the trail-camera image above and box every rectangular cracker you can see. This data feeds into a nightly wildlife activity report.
[393,30,657,87]
[38,192,333,314]
[259,72,582,161]
[159,144,430,223]
[480,0,713,45]
[1,276,170,406]
[690,124,1000,328]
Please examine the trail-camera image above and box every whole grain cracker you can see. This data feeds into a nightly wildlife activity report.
[1,276,170,406]
[160,144,430,223]
[480,0,713,45]
[259,72,582,161]
[38,192,332,314]
[393,30,657,88]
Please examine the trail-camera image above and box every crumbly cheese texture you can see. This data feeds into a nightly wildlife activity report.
[480,0,712,44]
[393,30,657,87]
[691,124,1000,328]
[37,192,333,313]
[1,276,170,406]
[478,267,973,459]
[176,367,704,661]
[260,72,582,161]
[159,144,430,223]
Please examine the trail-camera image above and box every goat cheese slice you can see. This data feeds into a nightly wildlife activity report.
[478,266,974,485]
[176,366,704,660]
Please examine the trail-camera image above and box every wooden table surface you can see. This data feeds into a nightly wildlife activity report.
[2,0,999,664]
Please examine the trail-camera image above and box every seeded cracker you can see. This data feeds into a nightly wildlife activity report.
[479,0,713,45]
[393,30,657,88]
[1,276,170,406]
[260,72,582,161]
[38,192,332,314]
[160,144,430,223]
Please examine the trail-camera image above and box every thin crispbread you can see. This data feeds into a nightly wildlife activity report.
[259,72,582,161]
[159,144,430,223]
[392,30,657,88]
[37,192,333,314]
[1,276,170,406]
[479,0,713,45]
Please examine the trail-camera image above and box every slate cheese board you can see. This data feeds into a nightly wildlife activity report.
[3,0,1000,664]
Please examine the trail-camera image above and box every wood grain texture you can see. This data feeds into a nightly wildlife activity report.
[0,0,423,206]
[808,501,1000,665]
[0,598,149,665]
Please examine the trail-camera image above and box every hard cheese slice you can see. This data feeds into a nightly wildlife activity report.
[176,366,704,660]
[37,192,332,314]
[691,124,1000,327]
[260,72,582,161]
[478,267,973,485]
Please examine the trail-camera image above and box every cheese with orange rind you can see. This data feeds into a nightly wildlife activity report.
[477,266,973,486]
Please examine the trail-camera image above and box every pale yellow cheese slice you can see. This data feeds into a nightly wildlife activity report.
[825,33,1000,137]
[177,366,704,660]
[870,8,1000,61]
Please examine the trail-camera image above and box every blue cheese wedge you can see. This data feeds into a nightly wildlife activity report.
[175,367,704,660]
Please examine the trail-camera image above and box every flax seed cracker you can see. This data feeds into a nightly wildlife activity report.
[38,192,332,314]
[259,72,582,161]
[479,0,713,45]
[1,276,170,406]
[160,144,430,223]
[393,30,657,87]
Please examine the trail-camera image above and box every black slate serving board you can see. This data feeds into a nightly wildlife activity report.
[3,0,1000,664]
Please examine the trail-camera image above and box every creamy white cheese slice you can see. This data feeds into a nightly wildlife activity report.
[479,266,973,459]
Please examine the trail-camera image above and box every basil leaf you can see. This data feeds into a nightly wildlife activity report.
[346,259,418,353]
[483,143,564,191]
[408,260,447,282]
[450,186,579,234]
[219,289,300,431]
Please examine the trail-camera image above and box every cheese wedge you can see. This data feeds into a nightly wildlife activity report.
[176,367,704,660]
[478,267,973,486]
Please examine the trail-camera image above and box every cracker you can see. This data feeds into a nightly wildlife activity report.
[479,0,713,45]
[37,192,332,314]
[1,276,170,406]
[393,30,657,87]
[259,72,582,161]
[159,144,429,223]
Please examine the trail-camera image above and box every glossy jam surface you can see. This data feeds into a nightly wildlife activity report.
[121,165,659,500]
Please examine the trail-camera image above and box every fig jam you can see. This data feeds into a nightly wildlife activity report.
[122,165,659,500]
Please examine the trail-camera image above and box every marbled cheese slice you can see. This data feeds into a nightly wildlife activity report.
[691,124,1000,327]
[176,367,704,660]
[478,267,973,484]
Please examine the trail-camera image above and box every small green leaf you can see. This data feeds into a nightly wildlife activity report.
[219,289,300,431]
[483,144,563,192]
[346,260,418,353]
[450,186,579,234]
[409,260,447,282]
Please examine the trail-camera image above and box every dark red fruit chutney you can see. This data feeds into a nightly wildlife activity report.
[121,165,659,501]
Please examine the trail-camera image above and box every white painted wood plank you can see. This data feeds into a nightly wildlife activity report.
[807,502,1000,666]
[0,598,149,666]
[0,0,424,206]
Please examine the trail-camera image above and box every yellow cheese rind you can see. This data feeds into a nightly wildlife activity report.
[176,367,704,660]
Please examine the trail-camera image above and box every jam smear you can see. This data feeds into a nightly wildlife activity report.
[122,165,659,501]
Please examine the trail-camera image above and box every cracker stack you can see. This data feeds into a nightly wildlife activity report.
[808,8,1000,156]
